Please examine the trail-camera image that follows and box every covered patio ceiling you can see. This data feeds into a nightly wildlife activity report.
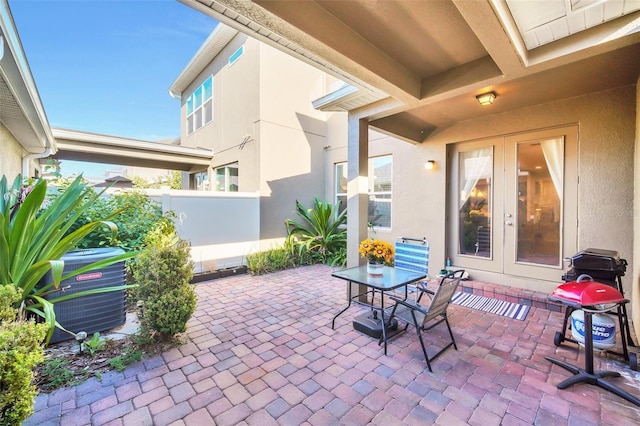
[183,0,640,143]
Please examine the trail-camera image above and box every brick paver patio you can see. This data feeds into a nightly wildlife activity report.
[25,264,640,425]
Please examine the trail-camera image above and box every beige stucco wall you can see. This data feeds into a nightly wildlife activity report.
[328,85,637,298]
[257,43,329,241]
[0,124,25,179]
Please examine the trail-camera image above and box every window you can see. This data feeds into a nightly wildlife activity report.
[194,171,209,191]
[215,163,239,192]
[186,75,213,135]
[229,45,244,66]
[335,155,392,229]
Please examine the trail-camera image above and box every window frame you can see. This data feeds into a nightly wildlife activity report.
[186,75,213,135]
[214,162,239,192]
[335,155,393,230]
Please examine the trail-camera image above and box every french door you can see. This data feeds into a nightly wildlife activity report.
[449,126,578,281]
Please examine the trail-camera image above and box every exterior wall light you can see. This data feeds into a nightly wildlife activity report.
[424,160,436,170]
[476,91,497,106]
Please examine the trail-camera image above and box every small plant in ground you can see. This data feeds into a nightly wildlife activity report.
[109,348,142,372]
[38,358,76,389]
[83,332,106,357]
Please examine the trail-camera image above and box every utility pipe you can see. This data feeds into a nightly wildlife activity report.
[22,146,52,178]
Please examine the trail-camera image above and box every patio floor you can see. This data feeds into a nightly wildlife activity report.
[25,264,640,425]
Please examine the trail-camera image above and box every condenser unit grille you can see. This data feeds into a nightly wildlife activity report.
[43,248,127,343]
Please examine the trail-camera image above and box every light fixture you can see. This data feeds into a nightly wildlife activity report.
[476,91,497,106]
[424,160,436,170]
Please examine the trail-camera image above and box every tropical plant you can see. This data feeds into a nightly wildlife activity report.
[0,175,137,343]
[285,198,347,264]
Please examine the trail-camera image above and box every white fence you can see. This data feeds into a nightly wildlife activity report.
[145,189,260,273]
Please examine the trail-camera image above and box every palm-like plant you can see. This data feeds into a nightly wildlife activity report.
[0,175,137,342]
[285,198,347,264]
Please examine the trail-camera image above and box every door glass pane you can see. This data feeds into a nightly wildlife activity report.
[516,138,563,266]
[458,148,492,257]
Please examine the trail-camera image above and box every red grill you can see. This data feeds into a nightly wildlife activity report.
[549,280,625,307]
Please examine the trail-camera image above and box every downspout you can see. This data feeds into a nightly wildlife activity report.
[22,146,53,178]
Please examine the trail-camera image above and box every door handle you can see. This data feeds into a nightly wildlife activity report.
[505,221,513,226]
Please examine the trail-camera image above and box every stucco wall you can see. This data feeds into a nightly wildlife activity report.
[0,124,25,179]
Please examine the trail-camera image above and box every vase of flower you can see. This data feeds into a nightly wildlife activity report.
[366,260,384,276]
[359,238,394,276]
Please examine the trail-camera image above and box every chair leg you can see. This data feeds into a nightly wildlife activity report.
[444,315,458,351]
[411,311,433,372]
[416,329,433,372]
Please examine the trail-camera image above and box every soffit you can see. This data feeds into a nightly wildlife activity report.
[184,0,640,143]
[506,0,640,50]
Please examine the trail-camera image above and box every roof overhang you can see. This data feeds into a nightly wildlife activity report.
[52,128,213,172]
[181,0,640,144]
[0,0,55,153]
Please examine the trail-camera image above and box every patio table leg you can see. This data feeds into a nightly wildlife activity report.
[332,280,353,329]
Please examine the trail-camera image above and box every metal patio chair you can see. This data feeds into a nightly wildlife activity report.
[385,269,465,371]
[393,237,429,298]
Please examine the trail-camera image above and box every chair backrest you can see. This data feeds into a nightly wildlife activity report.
[423,270,464,323]
[394,237,429,275]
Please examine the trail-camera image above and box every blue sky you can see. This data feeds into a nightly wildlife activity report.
[9,0,218,176]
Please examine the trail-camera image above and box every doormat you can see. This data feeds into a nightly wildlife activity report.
[451,291,531,321]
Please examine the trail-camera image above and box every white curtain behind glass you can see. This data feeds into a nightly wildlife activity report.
[459,147,493,210]
[541,137,564,198]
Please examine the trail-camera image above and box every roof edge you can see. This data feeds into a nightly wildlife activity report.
[0,0,56,153]
[168,23,238,96]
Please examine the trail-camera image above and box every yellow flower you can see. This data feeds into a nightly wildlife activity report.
[359,239,394,263]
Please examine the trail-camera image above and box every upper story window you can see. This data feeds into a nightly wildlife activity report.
[215,162,239,192]
[186,75,213,135]
[229,45,244,66]
[335,155,393,229]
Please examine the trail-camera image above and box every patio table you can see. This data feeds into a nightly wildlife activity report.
[331,265,426,354]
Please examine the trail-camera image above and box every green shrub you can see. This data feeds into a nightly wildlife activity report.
[65,188,176,256]
[133,228,196,340]
[0,286,47,425]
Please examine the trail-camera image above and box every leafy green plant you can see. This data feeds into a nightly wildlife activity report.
[133,227,197,340]
[109,347,142,372]
[65,188,175,255]
[0,175,137,343]
[285,197,347,264]
[38,358,75,389]
[0,285,47,425]
[83,332,106,357]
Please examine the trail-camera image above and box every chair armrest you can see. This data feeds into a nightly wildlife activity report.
[417,281,435,295]
[389,296,429,315]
